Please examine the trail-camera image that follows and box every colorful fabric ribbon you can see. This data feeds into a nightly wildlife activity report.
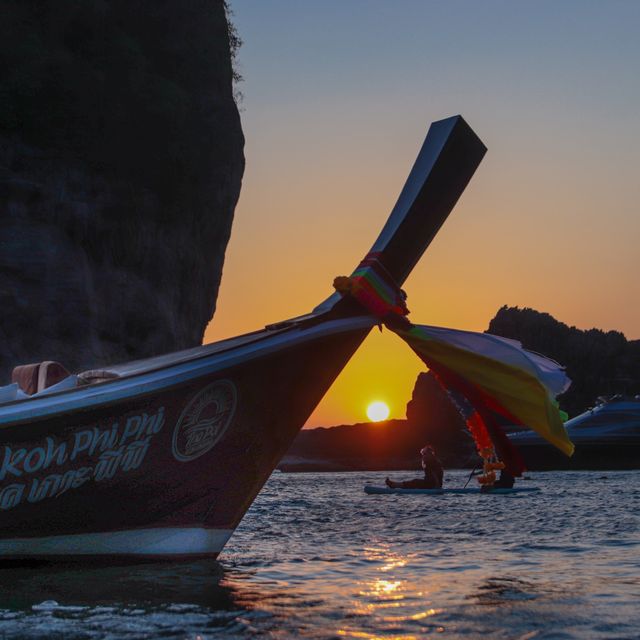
[334,252,410,323]
[333,256,574,478]
[398,324,573,456]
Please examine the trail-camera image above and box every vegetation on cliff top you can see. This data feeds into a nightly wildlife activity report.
[488,306,640,417]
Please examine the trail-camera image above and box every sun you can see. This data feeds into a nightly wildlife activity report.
[367,401,390,422]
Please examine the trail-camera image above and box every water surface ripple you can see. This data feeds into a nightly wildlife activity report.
[0,471,638,639]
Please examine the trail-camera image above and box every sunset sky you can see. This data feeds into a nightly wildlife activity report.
[205,1,640,427]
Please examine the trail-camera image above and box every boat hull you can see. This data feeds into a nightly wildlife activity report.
[510,399,640,470]
[516,442,640,471]
[0,322,369,561]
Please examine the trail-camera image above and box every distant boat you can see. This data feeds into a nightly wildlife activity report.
[0,116,486,562]
[509,396,640,470]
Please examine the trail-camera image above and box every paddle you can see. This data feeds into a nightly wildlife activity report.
[463,465,480,489]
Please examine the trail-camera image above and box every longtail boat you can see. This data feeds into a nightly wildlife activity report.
[0,116,486,561]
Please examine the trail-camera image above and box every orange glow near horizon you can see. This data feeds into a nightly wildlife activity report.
[204,125,640,427]
[205,124,640,429]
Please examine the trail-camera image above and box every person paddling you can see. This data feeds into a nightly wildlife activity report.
[385,445,444,489]
[493,469,515,488]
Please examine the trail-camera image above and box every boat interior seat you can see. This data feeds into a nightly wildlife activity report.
[11,361,71,395]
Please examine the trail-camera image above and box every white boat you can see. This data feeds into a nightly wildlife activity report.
[509,395,640,469]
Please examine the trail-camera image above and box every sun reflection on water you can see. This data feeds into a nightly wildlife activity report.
[338,544,446,638]
[337,629,418,640]
[337,631,419,640]
[370,579,402,595]
[382,608,442,622]
[381,558,407,572]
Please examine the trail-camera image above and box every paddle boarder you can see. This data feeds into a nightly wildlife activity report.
[493,469,515,488]
[385,445,444,489]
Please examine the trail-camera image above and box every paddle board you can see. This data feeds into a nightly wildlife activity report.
[364,485,540,495]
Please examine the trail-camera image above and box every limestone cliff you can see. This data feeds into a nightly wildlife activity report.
[0,1,244,380]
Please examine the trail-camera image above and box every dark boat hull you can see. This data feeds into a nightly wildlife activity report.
[517,442,640,471]
[0,320,370,560]
[511,398,640,471]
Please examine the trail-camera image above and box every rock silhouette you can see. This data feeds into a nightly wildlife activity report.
[0,1,244,380]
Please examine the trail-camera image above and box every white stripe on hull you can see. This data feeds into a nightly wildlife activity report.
[0,527,235,558]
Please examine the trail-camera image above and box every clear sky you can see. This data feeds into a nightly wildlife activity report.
[205,0,640,427]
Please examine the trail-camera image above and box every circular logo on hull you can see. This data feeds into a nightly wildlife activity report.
[172,380,237,462]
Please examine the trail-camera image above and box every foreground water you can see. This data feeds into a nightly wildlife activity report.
[0,470,638,639]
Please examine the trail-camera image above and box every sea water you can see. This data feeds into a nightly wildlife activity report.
[0,470,638,639]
